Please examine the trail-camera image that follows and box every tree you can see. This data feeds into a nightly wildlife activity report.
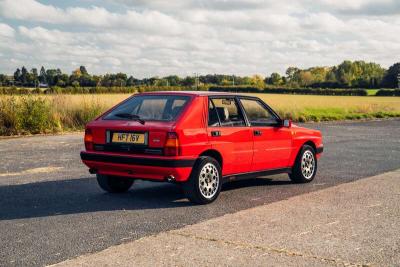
[382,63,400,88]
[13,68,21,83]
[165,75,181,86]
[39,66,47,84]
[45,69,59,86]
[31,68,38,79]
[241,76,253,85]
[20,66,28,85]
[309,67,328,84]
[250,74,265,87]
[333,61,385,88]
[154,79,169,86]
[126,76,137,86]
[71,80,80,87]
[325,68,337,82]
[0,74,9,86]
[72,68,82,77]
[266,73,283,86]
[200,74,218,85]
[92,75,102,87]
[221,78,232,86]
[30,68,39,87]
[181,76,195,86]
[79,74,96,87]
[285,67,299,82]
[298,71,314,86]
[79,66,88,75]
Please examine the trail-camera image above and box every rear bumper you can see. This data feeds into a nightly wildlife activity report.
[80,151,195,182]
[316,146,323,159]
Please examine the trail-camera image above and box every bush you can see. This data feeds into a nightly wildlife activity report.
[376,89,400,96]
[0,96,61,135]
[209,86,262,93]
[0,97,21,135]
[18,97,60,134]
[1,85,210,95]
[266,88,368,96]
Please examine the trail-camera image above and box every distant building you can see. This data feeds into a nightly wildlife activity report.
[39,83,49,88]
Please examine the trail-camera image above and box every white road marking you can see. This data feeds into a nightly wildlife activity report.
[0,166,64,177]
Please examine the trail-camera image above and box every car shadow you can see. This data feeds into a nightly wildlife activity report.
[0,175,294,221]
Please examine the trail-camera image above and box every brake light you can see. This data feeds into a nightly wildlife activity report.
[84,129,93,151]
[164,132,180,156]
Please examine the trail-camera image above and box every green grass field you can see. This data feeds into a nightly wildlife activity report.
[1,93,399,135]
[366,89,379,96]
[252,93,400,122]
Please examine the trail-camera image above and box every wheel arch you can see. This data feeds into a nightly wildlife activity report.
[289,139,317,166]
[199,149,223,170]
[303,140,317,152]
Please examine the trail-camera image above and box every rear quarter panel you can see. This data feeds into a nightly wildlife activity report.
[175,96,210,158]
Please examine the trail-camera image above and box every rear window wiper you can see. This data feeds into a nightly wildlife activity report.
[114,113,145,125]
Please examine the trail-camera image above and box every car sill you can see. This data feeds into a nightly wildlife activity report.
[222,167,292,183]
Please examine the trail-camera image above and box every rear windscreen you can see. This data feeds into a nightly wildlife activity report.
[103,95,190,121]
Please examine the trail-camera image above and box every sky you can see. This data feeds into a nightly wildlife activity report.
[0,0,399,78]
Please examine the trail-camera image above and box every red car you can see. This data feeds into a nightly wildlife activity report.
[81,91,323,204]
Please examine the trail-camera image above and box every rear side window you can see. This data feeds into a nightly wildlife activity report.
[104,95,190,121]
[208,98,246,127]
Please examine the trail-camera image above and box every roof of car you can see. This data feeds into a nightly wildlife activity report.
[139,91,248,97]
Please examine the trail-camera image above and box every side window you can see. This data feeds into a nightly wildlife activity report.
[240,99,278,126]
[208,100,220,126]
[209,98,246,127]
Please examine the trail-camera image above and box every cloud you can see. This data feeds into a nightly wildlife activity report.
[315,0,400,15]
[0,0,66,23]
[0,0,183,34]
[0,0,399,77]
[0,23,15,38]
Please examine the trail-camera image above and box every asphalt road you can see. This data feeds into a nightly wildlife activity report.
[1,120,399,266]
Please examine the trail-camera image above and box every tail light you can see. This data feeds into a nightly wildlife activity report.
[164,132,180,156]
[84,129,93,151]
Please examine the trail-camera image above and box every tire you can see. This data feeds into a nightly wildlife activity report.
[183,156,222,204]
[96,174,134,193]
[289,145,317,183]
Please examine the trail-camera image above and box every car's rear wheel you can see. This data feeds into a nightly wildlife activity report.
[289,145,317,183]
[183,156,222,204]
[96,174,134,193]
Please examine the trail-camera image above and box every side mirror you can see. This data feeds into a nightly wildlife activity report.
[282,119,292,128]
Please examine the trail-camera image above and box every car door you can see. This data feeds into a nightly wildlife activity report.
[207,97,253,175]
[239,97,292,171]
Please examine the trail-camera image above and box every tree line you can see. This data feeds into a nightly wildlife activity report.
[266,61,400,88]
[0,60,399,89]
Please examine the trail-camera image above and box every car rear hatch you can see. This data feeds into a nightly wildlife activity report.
[88,120,174,155]
[85,94,191,156]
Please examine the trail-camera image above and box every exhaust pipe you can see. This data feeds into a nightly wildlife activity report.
[89,168,97,174]
[165,175,176,183]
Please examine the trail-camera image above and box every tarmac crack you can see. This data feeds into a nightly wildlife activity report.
[169,232,372,267]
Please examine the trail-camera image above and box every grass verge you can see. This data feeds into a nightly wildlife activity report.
[1,94,399,135]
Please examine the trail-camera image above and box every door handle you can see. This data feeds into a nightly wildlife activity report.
[211,131,221,137]
[253,130,262,136]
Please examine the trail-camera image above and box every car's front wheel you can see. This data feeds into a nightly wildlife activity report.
[183,156,222,204]
[96,174,134,193]
[289,145,317,183]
